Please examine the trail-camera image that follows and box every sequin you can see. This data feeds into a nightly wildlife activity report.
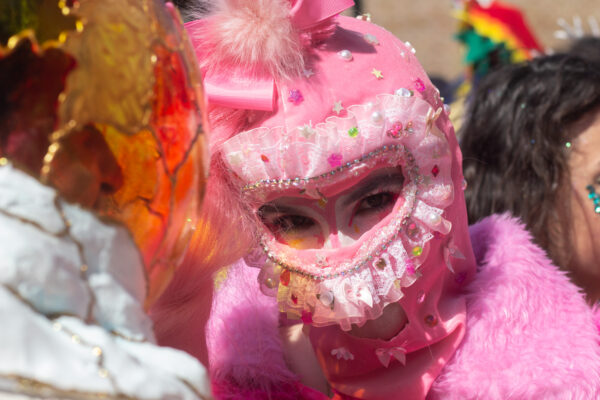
[347,126,359,138]
[414,78,426,92]
[261,154,269,162]
[332,100,344,115]
[431,165,439,177]
[288,89,303,104]
[412,246,423,256]
[280,269,291,286]
[298,123,315,139]
[424,314,437,327]
[327,153,343,167]
[371,68,383,79]
[406,222,419,238]
[375,258,387,270]
[302,68,314,78]
[291,293,298,304]
[387,122,403,138]
[416,291,425,303]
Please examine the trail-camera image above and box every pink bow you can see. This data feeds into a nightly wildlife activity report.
[201,0,354,111]
[375,346,407,368]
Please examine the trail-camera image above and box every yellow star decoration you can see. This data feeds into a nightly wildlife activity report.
[371,68,383,79]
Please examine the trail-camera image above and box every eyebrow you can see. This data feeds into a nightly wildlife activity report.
[342,172,404,207]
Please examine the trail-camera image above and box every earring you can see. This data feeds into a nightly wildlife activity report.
[585,185,600,214]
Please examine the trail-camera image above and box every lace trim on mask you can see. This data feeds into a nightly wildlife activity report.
[222,92,444,193]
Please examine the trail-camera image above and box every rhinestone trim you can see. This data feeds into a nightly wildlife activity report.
[242,143,407,193]
[258,144,422,281]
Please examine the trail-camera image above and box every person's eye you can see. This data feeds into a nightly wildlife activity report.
[271,215,316,233]
[355,192,397,215]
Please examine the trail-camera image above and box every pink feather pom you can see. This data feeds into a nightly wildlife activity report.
[190,0,306,79]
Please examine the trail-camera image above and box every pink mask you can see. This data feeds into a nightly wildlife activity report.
[188,10,476,397]
[228,93,460,330]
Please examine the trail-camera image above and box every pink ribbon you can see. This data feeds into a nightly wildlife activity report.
[200,0,354,111]
[375,346,407,368]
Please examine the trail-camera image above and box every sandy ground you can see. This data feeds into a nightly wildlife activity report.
[353,0,599,80]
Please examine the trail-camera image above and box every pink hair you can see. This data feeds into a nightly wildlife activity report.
[151,0,340,365]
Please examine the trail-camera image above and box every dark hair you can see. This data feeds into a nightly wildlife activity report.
[568,36,600,66]
[460,54,600,267]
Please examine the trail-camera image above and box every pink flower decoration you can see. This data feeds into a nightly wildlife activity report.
[414,78,426,93]
[288,89,303,104]
[386,122,403,138]
[327,153,343,168]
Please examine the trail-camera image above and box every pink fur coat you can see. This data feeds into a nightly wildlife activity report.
[206,214,600,399]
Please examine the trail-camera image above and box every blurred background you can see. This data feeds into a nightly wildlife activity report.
[348,0,599,80]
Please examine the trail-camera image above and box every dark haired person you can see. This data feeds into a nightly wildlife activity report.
[568,35,600,65]
[461,54,600,302]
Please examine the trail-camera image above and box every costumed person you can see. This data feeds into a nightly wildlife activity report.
[450,0,543,132]
[0,0,211,398]
[154,0,600,398]
[461,53,600,304]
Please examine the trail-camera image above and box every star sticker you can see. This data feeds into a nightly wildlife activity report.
[371,68,383,79]
[298,123,316,138]
[332,100,344,115]
[302,68,314,78]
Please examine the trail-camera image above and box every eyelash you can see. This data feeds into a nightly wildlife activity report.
[260,189,400,234]
[354,191,397,215]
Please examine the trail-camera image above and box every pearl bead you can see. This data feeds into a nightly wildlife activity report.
[427,212,441,226]
[337,49,353,61]
[319,291,334,306]
[371,111,384,124]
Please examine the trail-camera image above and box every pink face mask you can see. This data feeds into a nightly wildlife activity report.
[226,93,463,330]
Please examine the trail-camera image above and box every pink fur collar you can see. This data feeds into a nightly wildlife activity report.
[207,214,600,399]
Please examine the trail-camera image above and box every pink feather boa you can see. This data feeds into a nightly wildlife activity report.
[207,214,600,399]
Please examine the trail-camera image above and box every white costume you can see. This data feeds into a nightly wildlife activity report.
[0,163,211,399]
